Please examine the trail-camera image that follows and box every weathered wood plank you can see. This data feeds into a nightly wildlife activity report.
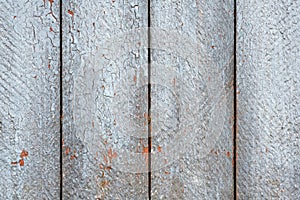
[150,0,234,199]
[237,0,300,199]
[62,0,149,199]
[0,0,60,199]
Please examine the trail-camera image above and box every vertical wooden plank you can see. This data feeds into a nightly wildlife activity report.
[150,0,234,198]
[62,0,149,199]
[0,0,60,199]
[237,0,300,199]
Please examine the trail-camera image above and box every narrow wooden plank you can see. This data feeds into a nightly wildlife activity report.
[150,0,234,198]
[62,0,149,199]
[0,0,60,199]
[237,0,300,198]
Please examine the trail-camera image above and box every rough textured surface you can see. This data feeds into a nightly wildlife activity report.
[237,0,300,199]
[0,0,60,199]
[150,0,234,199]
[62,0,149,199]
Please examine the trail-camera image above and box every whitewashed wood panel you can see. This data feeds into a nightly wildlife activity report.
[62,0,149,199]
[0,0,60,199]
[237,0,300,199]
[150,0,235,199]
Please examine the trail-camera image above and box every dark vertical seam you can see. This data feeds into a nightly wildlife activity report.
[147,0,151,199]
[59,0,63,199]
[233,0,237,199]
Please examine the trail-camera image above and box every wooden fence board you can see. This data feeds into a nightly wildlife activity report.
[62,0,149,199]
[237,0,300,198]
[150,0,235,199]
[0,0,60,199]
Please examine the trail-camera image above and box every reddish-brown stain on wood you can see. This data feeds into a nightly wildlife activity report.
[66,147,70,155]
[103,155,108,164]
[68,10,74,16]
[142,146,148,155]
[20,149,28,159]
[101,180,109,188]
[19,159,24,166]
[226,151,231,158]
[157,146,162,152]
[107,148,117,162]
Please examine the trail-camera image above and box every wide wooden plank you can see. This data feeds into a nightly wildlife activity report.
[237,0,300,198]
[150,0,234,198]
[0,0,60,199]
[62,0,149,199]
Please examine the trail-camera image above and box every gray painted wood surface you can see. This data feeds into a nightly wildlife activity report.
[237,0,300,199]
[62,0,149,199]
[2,0,300,199]
[0,0,60,199]
[150,0,234,199]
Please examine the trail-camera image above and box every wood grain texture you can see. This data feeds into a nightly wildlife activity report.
[62,0,149,199]
[150,0,234,199]
[0,0,60,199]
[237,0,300,199]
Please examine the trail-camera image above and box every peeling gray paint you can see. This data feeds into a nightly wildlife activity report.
[62,0,149,199]
[0,0,60,199]
[150,0,234,199]
[237,0,300,199]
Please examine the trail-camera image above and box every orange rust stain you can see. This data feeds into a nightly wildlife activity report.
[101,180,109,188]
[11,161,18,165]
[133,75,137,82]
[48,63,51,69]
[66,147,70,155]
[237,91,241,94]
[157,146,162,152]
[107,148,117,162]
[142,146,148,155]
[103,155,108,164]
[13,16,16,19]
[211,45,215,49]
[68,10,74,16]
[144,113,148,126]
[165,171,170,175]
[70,155,77,160]
[99,164,104,169]
[49,0,54,4]
[19,159,24,166]
[106,166,112,171]
[226,151,231,158]
[49,27,53,32]
[20,150,28,159]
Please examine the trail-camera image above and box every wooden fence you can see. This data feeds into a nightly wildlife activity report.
[0,0,299,199]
